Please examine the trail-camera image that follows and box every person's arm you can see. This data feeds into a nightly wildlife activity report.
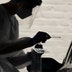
[0,37,33,54]
[7,52,32,69]
[0,31,51,54]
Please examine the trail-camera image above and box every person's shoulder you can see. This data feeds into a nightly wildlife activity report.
[0,4,5,13]
[0,4,3,9]
[0,4,6,17]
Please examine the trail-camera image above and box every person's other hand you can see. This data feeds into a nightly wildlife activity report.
[32,31,51,44]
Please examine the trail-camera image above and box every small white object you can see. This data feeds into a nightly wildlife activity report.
[32,48,45,54]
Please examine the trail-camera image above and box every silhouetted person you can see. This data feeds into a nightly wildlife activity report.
[0,0,51,72]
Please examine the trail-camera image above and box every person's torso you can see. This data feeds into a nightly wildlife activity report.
[0,4,19,41]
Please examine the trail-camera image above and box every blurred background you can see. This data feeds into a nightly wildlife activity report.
[0,0,72,72]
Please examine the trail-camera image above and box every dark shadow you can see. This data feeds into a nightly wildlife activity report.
[27,58,63,72]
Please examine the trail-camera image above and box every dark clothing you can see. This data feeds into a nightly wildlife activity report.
[27,58,63,72]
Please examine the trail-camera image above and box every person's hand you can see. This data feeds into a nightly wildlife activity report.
[32,31,51,44]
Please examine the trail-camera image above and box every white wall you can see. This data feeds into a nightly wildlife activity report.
[0,0,9,3]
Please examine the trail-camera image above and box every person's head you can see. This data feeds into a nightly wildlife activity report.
[4,0,42,19]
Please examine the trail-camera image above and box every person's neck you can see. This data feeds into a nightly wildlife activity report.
[2,2,16,15]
